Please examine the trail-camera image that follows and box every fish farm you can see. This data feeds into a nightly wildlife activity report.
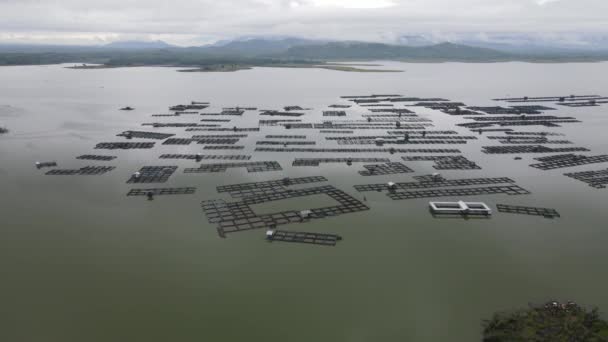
[31,92,608,247]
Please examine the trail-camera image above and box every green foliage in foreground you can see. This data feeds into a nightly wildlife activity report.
[483,302,608,341]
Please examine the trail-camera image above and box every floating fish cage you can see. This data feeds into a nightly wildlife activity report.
[429,201,492,216]
[265,229,342,246]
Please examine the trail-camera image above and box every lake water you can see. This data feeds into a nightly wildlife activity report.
[1,62,608,341]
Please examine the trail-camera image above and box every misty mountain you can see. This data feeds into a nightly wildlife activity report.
[191,38,321,57]
[103,40,175,49]
[281,42,512,61]
[3,37,608,67]
[396,33,608,54]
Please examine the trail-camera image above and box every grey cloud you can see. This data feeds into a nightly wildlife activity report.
[0,0,606,45]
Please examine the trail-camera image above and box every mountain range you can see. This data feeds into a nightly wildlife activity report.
[1,36,608,67]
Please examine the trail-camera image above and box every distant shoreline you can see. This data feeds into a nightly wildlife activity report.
[0,58,605,74]
[65,62,404,73]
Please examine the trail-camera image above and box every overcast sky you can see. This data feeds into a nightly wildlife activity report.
[0,0,606,46]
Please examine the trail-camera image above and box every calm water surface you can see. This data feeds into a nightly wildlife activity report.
[1,62,608,341]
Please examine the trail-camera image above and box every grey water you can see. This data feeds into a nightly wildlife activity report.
[1,62,608,341]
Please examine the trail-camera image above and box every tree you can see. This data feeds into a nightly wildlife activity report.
[482,301,608,341]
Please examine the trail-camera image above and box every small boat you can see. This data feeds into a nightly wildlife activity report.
[120,106,135,111]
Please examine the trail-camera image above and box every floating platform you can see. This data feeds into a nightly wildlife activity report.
[564,169,608,189]
[387,130,459,135]
[117,131,174,140]
[496,204,560,218]
[534,154,578,162]
[402,155,481,170]
[191,134,248,138]
[224,107,256,111]
[196,138,241,145]
[335,138,467,145]
[202,185,368,237]
[326,134,472,141]
[459,120,579,128]
[471,128,514,133]
[162,138,194,145]
[429,201,492,216]
[284,123,432,130]
[76,155,117,161]
[511,105,556,112]
[323,111,347,117]
[557,101,608,107]
[413,174,446,182]
[390,97,448,102]
[487,135,567,140]
[220,109,245,116]
[35,161,57,169]
[266,230,342,246]
[283,106,307,111]
[127,187,196,196]
[465,115,578,122]
[492,95,602,102]
[319,130,354,134]
[152,113,193,117]
[341,94,401,99]
[46,166,115,176]
[345,118,432,123]
[466,106,553,115]
[495,139,572,145]
[529,154,608,170]
[341,94,403,99]
[170,104,208,111]
[293,158,390,167]
[259,119,302,126]
[362,114,417,118]
[198,128,260,132]
[159,154,251,161]
[359,162,414,176]
[127,166,177,183]
[441,108,483,116]
[142,123,200,128]
[217,176,328,198]
[163,137,242,145]
[260,111,304,117]
[203,145,245,150]
[368,108,415,114]
[412,102,465,109]
[265,135,307,139]
[95,142,155,150]
[505,132,564,136]
[256,141,316,146]
[481,146,590,154]
[184,161,282,173]
[355,177,516,192]
[388,185,530,200]
[255,147,461,154]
